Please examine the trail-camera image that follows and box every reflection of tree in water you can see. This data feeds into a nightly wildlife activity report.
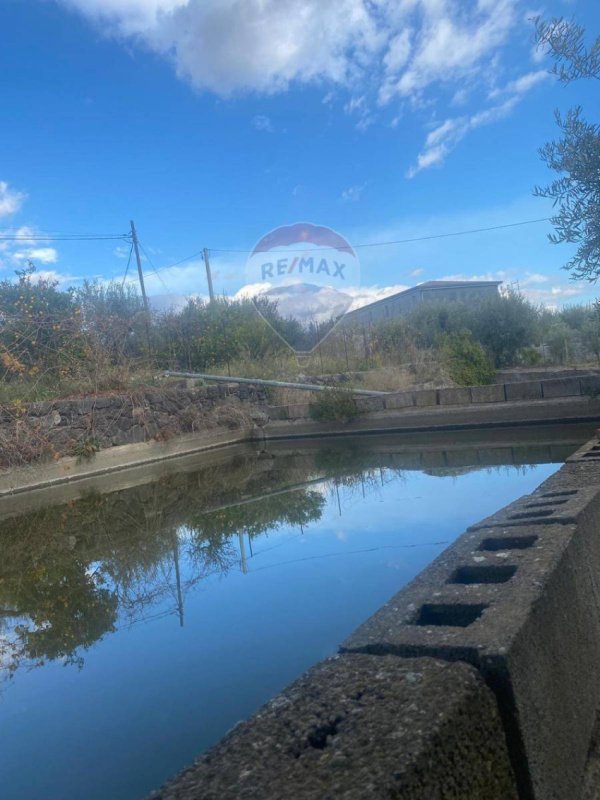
[188,491,325,540]
[1,541,118,675]
[0,455,326,681]
[0,439,552,681]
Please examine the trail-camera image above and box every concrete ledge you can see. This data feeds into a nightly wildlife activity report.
[383,391,414,409]
[437,387,471,405]
[354,396,385,412]
[0,427,254,498]
[541,377,582,398]
[504,380,543,401]
[413,389,437,406]
[343,463,600,800]
[264,395,600,440]
[471,384,506,403]
[150,654,517,800]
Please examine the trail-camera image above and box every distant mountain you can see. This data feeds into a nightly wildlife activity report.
[260,282,353,325]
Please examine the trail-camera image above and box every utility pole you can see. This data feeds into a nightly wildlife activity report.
[238,531,248,574]
[171,531,184,628]
[130,220,152,351]
[203,247,215,303]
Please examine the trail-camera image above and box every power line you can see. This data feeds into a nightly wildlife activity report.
[209,216,552,256]
[138,241,171,293]
[121,242,134,288]
[141,248,206,277]
[0,233,130,241]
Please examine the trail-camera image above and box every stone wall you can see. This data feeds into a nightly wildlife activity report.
[0,383,268,467]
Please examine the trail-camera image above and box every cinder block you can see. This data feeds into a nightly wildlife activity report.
[504,380,543,401]
[580,375,600,395]
[286,403,311,419]
[413,389,438,407]
[445,448,481,467]
[153,653,518,800]
[540,377,582,398]
[421,451,447,468]
[437,387,471,405]
[266,405,289,420]
[354,396,385,413]
[470,384,505,403]
[344,466,600,800]
[384,391,414,410]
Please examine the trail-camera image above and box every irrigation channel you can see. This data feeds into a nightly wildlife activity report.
[0,423,594,800]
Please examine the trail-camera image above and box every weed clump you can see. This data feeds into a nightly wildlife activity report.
[309,389,359,423]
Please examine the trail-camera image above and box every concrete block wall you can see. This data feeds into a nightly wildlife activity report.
[148,437,600,800]
[151,654,518,800]
[344,457,600,800]
[267,373,600,421]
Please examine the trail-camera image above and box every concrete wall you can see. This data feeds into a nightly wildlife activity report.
[149,436,600,800]
[151,654,518,800]
[267,373,600,422]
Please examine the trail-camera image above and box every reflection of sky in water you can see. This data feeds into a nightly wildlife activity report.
[0,458,563,800]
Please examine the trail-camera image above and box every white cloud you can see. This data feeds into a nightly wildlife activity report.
[61,0,383,95]
[489,68,549,98]
[439,269,587,307]
[24,269,77,287]
[234,281,272,300]
[12,247,59,264]
[56,0,542,172]
[231,280,410,322]
[341,183,366,202]
[379,0,518,104]
[407,67,548,177]
[409,267,424,277]
[0,218,63,272]
[252,114,274,133]
[58,0,521,104]
[346,283,410,311]
[0,181,26,218]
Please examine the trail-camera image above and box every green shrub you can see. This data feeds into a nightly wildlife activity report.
[518,346,543,366]
[309,389,359,423]
[439,331,495,386]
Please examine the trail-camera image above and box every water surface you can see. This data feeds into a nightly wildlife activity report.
[0,426,590,800]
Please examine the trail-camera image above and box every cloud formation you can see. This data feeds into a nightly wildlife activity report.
[0,185,61,272]
[0,181,26,218]
[55,1,548,174]
[252,114,274,133]
[407,69,550,176]
[340,183,366,202]
[59,0,522,102]
[440,270,588,307]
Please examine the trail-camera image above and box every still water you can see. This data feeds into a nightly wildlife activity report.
[0,426,591,800]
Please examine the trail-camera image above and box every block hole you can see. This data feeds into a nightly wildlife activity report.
[509,508,554,520]
[479,535,538,551]
[542,490,577,498]
[449,565,517,585]
[525,498,568,509]
[412,603,487,628]
[307,717,342,750]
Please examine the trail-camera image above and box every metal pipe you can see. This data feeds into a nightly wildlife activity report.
[163,371,389,396]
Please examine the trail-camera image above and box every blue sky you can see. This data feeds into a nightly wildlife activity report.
[1,0,599,310]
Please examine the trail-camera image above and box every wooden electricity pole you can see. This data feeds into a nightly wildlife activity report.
[130,220,152,351]
[203,247,215,304]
